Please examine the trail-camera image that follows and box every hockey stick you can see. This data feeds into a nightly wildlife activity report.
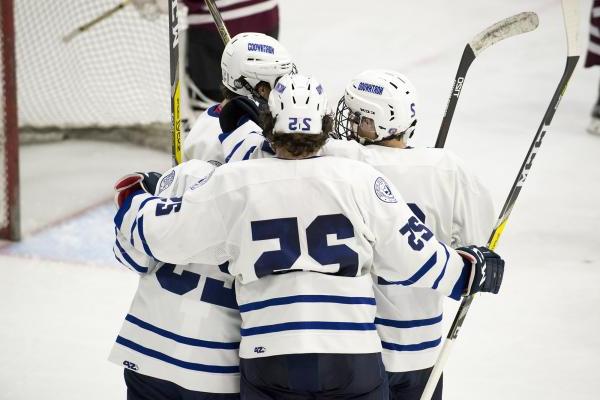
[421,1,580,399]
[62,0,131,43]
[204,0,231,44]
[435,12,539,148]
[169,0,182,165]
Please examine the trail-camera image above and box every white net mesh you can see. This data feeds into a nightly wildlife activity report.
[15,0,171,129]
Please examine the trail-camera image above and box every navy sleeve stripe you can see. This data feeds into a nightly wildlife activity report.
[432,242,450,290]
[218,131,233,143]
[375,314,442,329]
[241,321,376,337]
[381,337,442,352]
[239,295,376,313]
[137,215,156,260]
[125,314,240,349]
[114,240,148,273]
[129,218,138,247]
[242,146,257,160]
[114,189,145,229]
[260,140,275,155]
[449,261,471,300]
[377,252,437,286]
[224,140,245,163]
[116,336,239,373]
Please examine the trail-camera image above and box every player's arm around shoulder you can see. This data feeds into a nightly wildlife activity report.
[352,164,504,300]
[113,160,228,267]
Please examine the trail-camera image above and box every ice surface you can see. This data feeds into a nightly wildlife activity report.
[1,0,599,398]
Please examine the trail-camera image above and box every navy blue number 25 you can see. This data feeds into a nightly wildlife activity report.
[251,214,359,278]
[400,203,433,251]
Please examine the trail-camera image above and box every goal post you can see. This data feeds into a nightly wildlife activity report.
[0,0,20,241]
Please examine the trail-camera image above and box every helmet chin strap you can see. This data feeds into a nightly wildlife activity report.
[234,77,266,105]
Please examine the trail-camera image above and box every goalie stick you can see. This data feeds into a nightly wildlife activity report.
[435,12,539,148]
[421,1,580,398]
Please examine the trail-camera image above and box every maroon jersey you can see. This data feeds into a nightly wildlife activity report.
[586,0,600,67]
[182,0,278,34]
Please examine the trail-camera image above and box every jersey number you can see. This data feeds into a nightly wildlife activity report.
[251,214,358,278]
[400,203,432,251]
[155,263,237,309]
[288,117,312,131]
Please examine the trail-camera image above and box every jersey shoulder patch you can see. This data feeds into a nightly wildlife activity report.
[374,177,397,203]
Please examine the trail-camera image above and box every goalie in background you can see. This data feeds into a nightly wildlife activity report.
[586,0,600,135]
[182,0,279,111]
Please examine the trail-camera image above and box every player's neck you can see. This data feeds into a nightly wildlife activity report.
[376,139,407,149]
[275,148,319,159]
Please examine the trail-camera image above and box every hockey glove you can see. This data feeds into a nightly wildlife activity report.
[219,96,261,133]
[114,171,161,208]
[456,245,504,296]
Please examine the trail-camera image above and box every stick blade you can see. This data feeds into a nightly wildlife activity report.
[469,11,539,56]
[561,0,580,56]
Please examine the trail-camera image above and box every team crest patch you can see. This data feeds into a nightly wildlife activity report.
[374,177,397,203]
[190,169,215,190]
[158,170,175,194]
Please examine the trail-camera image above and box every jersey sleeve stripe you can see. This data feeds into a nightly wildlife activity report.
[114,240,148,273]
[432,242,451,289]
[125,314,240,349]
[449,262,471,300]
[377,252,438,286]
[115,336,240,373]
[239,295,376,313]
[114,189,145,229]
[137,215,156,260]
[242,146,257,160]
[224,140,245,163]
[374,314,443,329]
[240,321,376,336]
[381,337,442,352]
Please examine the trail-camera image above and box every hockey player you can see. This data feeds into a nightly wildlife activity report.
[111,167,241,399]
[331,69,496,400]
[217,69,496,399]
[182,32,293,164]
[113,74,504,400]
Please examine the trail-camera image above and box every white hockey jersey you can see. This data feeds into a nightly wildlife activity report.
[218,122,495,371]
[114,155,473,360]
[325,140,495,371]
[110,160,241,393]
[182,105,225,165]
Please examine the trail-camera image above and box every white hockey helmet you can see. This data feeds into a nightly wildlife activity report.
[268,74,327,135]
[221,32,294,97]
[335,69,418,142]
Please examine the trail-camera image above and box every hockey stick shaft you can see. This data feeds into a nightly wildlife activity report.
[435,12,539,148]
[421,2,580,398]
[169,0,182,166]
[203,0,231,44]
[62,0,131,43]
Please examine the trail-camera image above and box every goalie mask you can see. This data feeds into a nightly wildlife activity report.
[221,32,295,99]
[334,69,418,143]
[268,74,327,135]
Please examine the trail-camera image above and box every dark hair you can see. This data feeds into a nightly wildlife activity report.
[261,111,334,157]
[220,84,239,101]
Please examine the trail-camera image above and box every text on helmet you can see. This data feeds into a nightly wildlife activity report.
[247,43,275,54]
[357,82,384,95]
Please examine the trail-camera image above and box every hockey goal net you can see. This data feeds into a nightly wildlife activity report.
[1,0,174,240]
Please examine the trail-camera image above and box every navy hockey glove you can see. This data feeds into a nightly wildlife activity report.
[219,96,260,133]
[114,171,161,208]
[456,245,504,296]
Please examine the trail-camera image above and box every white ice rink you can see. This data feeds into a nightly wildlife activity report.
[1,0,600,398]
